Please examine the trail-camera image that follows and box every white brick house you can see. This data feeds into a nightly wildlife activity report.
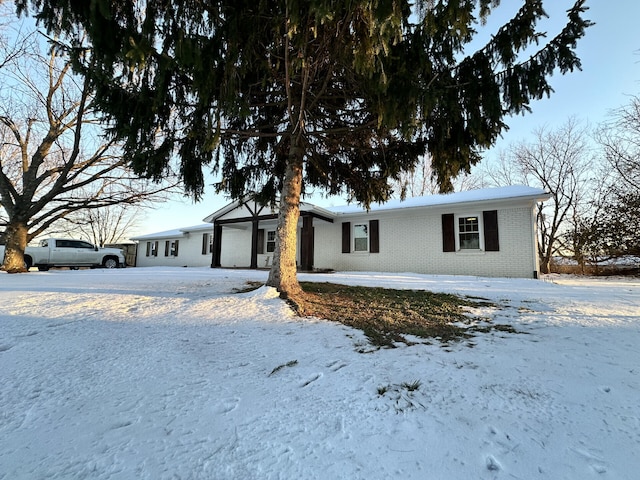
[131,223,214,267]
[132,186,550,278]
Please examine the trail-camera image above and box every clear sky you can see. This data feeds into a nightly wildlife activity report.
[132,0,640,237]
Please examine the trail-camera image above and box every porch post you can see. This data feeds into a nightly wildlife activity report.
[212,224,222,267]
[300,215,314,271]
[250,219,259,269]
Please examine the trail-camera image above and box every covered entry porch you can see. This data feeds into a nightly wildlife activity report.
[206,198,334,271]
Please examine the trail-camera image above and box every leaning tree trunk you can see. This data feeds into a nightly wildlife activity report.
[266,143,304,298]
[2,221,29,273]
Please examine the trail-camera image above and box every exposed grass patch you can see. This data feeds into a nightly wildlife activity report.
[268,360,298,376]
[377,380,426,412]
[293,282,511,348]
[232,281,265,293]
[377,385,390,396]
[400,380,422,392]
[233,280,516,348]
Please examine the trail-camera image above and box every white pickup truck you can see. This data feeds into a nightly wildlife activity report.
[1,238,126,271]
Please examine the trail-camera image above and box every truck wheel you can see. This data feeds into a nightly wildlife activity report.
[103,257,119,269]
[24,256,33,270]
[38,266,50,271]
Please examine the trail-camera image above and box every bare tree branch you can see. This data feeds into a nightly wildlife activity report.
[480,117,597,273]
[0,17,180,271]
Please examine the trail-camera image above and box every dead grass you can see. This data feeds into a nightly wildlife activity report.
[290,282,512,348]
[232,281,265,293]
[235,280,516,348]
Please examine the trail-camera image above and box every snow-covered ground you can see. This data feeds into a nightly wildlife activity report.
[1,267,639,479]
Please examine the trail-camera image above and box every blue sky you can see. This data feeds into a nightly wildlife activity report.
[133,0,640,237]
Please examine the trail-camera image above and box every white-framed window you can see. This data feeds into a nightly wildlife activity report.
[342,220,379,254]
[443,211,499,253]
[353,223,369,252]
[458,216,480,249]
[266,231,276,253]
[456,214,484,251]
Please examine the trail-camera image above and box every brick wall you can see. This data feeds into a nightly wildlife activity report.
[314,205,538,278]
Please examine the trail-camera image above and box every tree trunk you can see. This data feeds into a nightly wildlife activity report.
[266,144,304,298]
[2,221,29,273]
[540,234,555,274]
[539,256,550,275]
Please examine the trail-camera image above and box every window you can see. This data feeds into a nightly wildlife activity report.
[266,231,276,253]
[202,233,213,255]
[165,240,179,257]
[151,241,158,257]
[73,240,95,249]
[458,216,480,250]
[442,211,499,253]
[353,224,368,252]
[342,220,379,253]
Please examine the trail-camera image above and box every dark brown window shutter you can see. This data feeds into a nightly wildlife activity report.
[369,219,379,253]
[146,242,151,257]
[164,241,170,256]
[174,240,179,256]
[257,229,265,254]
[202,233,208,254]
[342,222,351,253]
[442,214,455,252]
[483,210,500,251]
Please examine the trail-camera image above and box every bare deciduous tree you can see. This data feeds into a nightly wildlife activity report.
[0,18,178,272]
[392,154,486,198]
[481,118,596,273]
[597,95,640,193]
[48,204,143,247]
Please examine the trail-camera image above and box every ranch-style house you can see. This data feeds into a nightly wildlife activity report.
[130,185,550,278]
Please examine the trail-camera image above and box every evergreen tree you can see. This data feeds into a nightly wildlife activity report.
[576,192,640,261]
[17,0,591,294]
